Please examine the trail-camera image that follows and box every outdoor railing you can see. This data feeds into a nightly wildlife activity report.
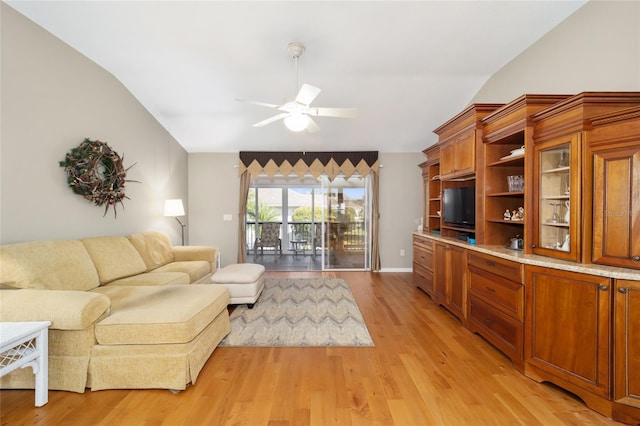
[246,221,365,253]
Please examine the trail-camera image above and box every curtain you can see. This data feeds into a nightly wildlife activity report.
[371,169,381,271]
[239,151,379,180]
[236,170,251,263]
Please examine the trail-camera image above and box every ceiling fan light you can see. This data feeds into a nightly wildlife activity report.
[284,113,309,132]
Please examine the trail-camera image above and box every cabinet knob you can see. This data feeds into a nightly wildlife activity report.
[599,285,609,291]
[485,286,496,293]
[619,288,628,294]
[531,244,536,248]
[632,256,640,261]
[486,260,496,267]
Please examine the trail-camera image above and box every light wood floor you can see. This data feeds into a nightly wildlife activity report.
[0,271,623,425]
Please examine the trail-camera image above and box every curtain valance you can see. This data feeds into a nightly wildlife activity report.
[239,151,379,180]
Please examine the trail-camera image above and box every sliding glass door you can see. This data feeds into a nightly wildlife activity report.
[247,174,371,270]
[319,175,370,270]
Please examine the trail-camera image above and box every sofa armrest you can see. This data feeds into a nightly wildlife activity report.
[173,246,219,273]
[0,289,110,330]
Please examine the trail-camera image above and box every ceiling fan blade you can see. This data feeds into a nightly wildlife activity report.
[252,112,290,127]
[295,84,321,106]
[311,107,358,118]
[236,98,281,109]
[306,117,320,133]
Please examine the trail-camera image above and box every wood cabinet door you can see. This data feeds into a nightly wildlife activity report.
[525,266,611,397]
[453,131,475,177]
[447,244,467,321]
[439,131,476,180]
[433,241,448,306]
[439,141,455,179]
[614,280,640,409]
[432,242,466,322]
[531,133,582,262]
[593,146,640,269]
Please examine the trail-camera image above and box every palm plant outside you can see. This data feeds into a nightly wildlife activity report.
[246,192,280,244]
[246,191,280,224]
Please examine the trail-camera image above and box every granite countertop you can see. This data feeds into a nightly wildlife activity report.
[413,232,640,281]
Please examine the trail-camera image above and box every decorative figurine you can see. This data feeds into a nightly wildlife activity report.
[504,209,512,220]
[518,206,525,220]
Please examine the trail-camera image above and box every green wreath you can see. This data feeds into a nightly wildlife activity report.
[59,138,135,217]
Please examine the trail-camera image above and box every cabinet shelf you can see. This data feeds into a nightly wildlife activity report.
[542,221,569,227]
[541,166,570,174]
[488,155,525,167]
[488,219,525,225]
[442,224,475,233]
[541,195,570,200]
[487,191,524,197]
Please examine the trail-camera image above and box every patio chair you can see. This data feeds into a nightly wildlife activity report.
[254,222,282,258]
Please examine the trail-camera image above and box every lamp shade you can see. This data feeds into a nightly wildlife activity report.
[164,199,185,217]
[284,113,309,132]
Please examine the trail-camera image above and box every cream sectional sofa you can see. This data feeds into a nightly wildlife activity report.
[0,231,230,393]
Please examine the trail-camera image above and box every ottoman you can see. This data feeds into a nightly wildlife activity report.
[210,263,265,308]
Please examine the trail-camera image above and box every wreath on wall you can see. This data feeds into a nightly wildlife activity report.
[59,138,136,217]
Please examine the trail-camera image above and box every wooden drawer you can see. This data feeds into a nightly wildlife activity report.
[468,251,523,283]
[413,262,433,296]
[468,265,524,321]
[413,244,433,271]
[413,234,432,249]
[468,295,523,370]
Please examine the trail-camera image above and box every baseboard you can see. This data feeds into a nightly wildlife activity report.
[378,268,413,273]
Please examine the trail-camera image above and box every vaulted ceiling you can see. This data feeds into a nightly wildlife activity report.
[6,1,587,153]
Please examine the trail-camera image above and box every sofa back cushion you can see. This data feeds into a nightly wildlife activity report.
[127,232,175,271]
[81,236,147,284]
[0,240,100,291]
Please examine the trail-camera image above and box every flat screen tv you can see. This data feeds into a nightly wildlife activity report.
[443,186,475,227]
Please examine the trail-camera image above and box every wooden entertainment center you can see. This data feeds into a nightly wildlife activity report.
[414,92,640,424]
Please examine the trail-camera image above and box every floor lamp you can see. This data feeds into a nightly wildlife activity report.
[164,199,186,245]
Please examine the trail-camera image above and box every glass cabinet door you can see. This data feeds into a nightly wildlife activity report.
[533,134,580,261]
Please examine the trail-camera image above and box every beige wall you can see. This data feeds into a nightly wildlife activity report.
[0,4,189,245]
[472,0,640,102]
[187,153,240,267]
[377,152,425,270]
[187,152,425,270]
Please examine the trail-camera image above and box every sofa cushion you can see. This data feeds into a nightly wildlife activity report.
[151,261,211,283]
[0,240,100,291]
[127,232,175,271]
[0,289,110,330]
[105,272,189,286]
[92,285,230,345]
[81,236,147,284]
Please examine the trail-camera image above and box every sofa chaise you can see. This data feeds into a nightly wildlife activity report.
[0,231,230,392]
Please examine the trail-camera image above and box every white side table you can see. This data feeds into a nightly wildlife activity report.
[0,321,52,406]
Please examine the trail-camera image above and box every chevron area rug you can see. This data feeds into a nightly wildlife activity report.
[219,278,375,347]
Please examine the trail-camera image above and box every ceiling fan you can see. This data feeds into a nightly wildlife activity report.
[238,42,357,133]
